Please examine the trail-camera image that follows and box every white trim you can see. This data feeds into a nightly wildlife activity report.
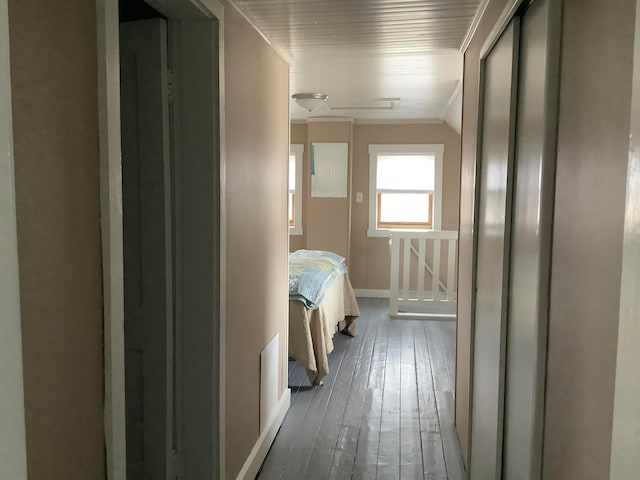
[480,0,526,60]
[460,0,491,53]
[610,0,640,476]
[434,146,443,230]
[289,144,304,236]
[367,144,445,237]
[293,118,445,125]
[307,116,355,123]
[0,0,28,477]
[355,118,443,125]
[395,311,457,321]
[368,143,445,156]
[96,1,126,478]
[354,289,391,298]
[234,389,291,480]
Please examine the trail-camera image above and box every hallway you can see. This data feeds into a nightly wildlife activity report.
[257,298,465,480]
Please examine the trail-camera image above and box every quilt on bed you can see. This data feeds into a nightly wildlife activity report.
[288,249,348,309]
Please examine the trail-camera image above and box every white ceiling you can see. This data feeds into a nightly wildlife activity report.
[229,0,485,124]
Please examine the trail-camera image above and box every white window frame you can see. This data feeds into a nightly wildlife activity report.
[368,144,444,237]
[289,144,304,235]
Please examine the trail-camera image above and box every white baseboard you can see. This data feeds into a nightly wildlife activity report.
[354,289,390,298]
[235,388,291,480]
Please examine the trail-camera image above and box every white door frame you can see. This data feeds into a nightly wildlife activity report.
[610,0,640,476]
[96,0,226,478]
[0,0,28,478]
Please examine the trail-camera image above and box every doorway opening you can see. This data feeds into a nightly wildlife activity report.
[275,44,465,480]
[99,0,225,478]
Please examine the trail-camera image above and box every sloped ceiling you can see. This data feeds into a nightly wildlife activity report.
[230,0,485,123]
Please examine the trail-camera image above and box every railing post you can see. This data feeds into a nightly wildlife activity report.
[389,233,399,316]
[402,238,411,301]
[417,238,426,301]
[432,238,441,303]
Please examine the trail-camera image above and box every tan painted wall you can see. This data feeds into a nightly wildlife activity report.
[456,0,634,474]
[290,122,461,291]
[8,1,105,478]
[305,121,354,261]
[350,123,460,290]
[290,123,308,252]
[455,0,509,464]
[224,7,290,480]
[542,1,633,478]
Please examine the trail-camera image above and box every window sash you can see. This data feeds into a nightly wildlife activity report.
[377,191,433,229]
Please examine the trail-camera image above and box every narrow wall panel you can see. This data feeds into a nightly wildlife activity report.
[469,19,518,480]
[224,7,290,479]
[8,0,106,477]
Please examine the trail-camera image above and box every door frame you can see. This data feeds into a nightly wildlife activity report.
[0,0,28,478]
[96,0,227,478]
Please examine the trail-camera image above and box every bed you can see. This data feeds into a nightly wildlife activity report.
[288,250,360,386]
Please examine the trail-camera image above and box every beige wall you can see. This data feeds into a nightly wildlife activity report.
[456,0,634,475]
[224,7,290,480]
[290,121,461,291]
[350,123,460,290]
[304,121,354,261]
[543,1,633,478]
[8,0,105,478]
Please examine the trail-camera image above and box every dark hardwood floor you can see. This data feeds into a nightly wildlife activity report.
[257,298,465,480]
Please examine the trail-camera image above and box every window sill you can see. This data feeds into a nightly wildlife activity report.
[367,227,432,238]
[289,226,303,236]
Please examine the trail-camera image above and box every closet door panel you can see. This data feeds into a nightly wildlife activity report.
[469,19,519,480]
[503,0,560,477]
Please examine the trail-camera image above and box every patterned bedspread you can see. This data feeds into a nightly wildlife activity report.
[288,249,348,309]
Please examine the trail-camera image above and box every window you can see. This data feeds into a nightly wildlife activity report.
[368,144,444,237]
[289,144,304,235]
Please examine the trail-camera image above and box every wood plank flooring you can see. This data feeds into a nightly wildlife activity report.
[257,298,466,480]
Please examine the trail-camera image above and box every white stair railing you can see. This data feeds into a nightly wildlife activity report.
[389,230,458,318]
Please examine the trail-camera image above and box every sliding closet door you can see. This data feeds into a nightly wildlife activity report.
[469,19,519,480]
[502,0,560,477]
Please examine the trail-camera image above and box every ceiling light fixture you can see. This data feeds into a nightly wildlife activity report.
[291,93,329,112]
